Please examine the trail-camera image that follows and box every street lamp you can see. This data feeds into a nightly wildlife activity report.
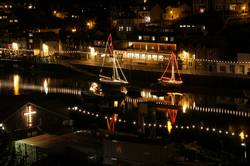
[12,42,18,51]
[12,42,19,56]
[242,5,246,13]
[42,43,49,56]
[170,10,173,20]
[86,20,95,30]
[71,27,77,33]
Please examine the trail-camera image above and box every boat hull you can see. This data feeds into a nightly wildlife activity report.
[158,78,183,86]
[99,77,128,85]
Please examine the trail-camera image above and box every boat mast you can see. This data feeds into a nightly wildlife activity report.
[170,63,175,81]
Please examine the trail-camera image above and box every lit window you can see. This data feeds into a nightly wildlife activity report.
[118,26,123,31]
[14,19,18,23]
[229,4,236,11]
[200,8,205,13]
[134,53,139,59]
[152,55,157,60]
[29,33,33,37]
[0,16,2,19]
[128,42,133,47]
[29,39,33,43]
[138,36,142,40]
[140,54,145,59]
[170,37,174,42]
[164,37,168,41]
[9,19,13,23]
[147,54,151,60]
[152,36,155,41]
[144,0,147,3]
[158,55,164,61]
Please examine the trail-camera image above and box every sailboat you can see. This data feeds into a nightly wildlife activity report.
[158,52,183,85]
[99,34,128,85]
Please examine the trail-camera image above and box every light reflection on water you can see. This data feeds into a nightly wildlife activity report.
[1,74,250,161]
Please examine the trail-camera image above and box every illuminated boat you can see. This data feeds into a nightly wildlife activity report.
[99,34,128,85]
[158,52,183,86]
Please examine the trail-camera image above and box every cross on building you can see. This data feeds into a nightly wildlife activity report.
[23,105,36,127]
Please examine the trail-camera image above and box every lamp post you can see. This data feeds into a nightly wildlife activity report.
[170,10,173,21]
[12,42,19,56]
[42,43,49,56]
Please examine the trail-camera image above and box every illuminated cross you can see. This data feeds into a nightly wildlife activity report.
[23,106,36,127]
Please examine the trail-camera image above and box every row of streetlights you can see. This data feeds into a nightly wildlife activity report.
[10,42,50,56]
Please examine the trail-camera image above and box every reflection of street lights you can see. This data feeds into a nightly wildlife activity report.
[239,131,247,160]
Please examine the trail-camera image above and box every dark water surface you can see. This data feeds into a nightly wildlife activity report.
[1,72,250,165]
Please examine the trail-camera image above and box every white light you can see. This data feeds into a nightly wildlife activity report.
[89,46,97,56]
[144,16,150,23]
[42,43,49,56]
[43,79,48,94]
[241,143,246,147]
[12,42,19,51]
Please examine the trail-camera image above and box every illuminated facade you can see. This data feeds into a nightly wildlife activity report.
[193,0,249,14]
